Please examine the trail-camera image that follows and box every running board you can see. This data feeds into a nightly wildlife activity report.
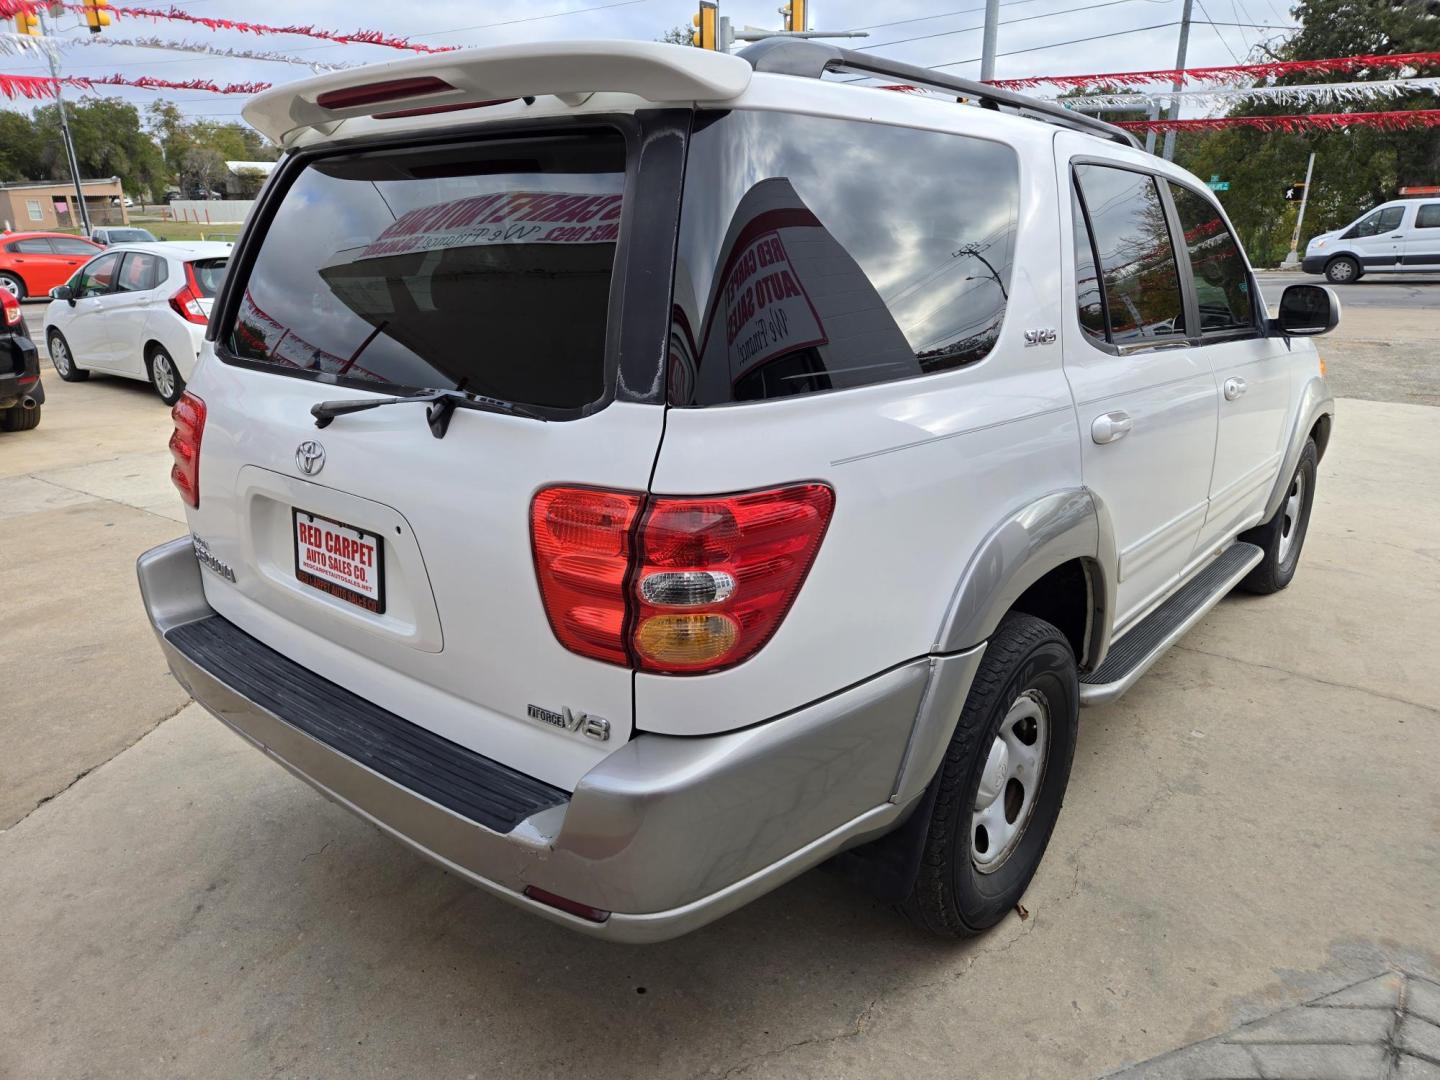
[1079,542,1264,707]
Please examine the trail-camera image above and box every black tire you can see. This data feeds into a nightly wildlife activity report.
[47,329,88,382]
[900,613,1079,937]
[147,345,185,406]
[1238,439,1317,595]
[1325,256,1361,284]
[0,402,40,431]
[0,272,24,302]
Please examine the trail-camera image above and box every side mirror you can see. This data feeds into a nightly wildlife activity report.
[1273,283,1340,337]
[49,285,74,305]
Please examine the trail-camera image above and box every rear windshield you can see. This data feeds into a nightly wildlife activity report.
[105,229,157,243]
[225,132,626,411]
[189,258,227,298]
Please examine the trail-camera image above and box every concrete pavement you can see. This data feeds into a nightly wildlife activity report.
[2,378,1437,1077]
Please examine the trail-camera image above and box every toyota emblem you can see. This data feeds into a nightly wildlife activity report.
[295,440,326,476]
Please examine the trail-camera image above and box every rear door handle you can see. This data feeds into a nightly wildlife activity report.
[1223,377,1247,400]
[1091,411,1133,444]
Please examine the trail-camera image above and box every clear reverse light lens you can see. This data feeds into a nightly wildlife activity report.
[638,570,736,608]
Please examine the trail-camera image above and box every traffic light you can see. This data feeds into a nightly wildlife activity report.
[692,1,717,49]
[1284,182,1306,202]
[13,10,40,35]
[82,0,110,34]
[780,0,807,31]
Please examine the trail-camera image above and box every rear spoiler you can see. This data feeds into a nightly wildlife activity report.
[242,40,753,147]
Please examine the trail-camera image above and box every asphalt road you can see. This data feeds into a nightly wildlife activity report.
[1257,269,1440,309]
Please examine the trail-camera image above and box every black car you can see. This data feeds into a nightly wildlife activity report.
[0,289,43,431]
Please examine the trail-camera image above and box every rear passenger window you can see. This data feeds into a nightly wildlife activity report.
[1073,164,1186,347]
[1167,183,1255,336]
[225,131,626,412]
[116,252,162,293]
[1071,186,1107,341]
[1416,204,1440,228]
[670,111,1020,406]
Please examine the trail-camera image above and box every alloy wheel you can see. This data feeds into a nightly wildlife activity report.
[1279,468,1305,564]
[152,352,176,400]
[49,337,71,376]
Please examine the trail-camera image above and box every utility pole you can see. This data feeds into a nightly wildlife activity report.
[1282,152,1317,269]
[38,8,92,236]
[980,0,1001,81]
[1160,0,1195,162]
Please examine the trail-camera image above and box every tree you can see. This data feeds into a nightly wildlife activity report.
[145,100,278,197]
[30,97,167,199]
[0,111,41,181]
[1176,0,1440,264]
[658,25,694,46]
[181,146,226,198]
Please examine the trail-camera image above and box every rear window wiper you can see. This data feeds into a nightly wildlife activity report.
[310,388,546,439]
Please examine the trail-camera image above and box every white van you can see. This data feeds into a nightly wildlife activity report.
[1303,198,1440,282]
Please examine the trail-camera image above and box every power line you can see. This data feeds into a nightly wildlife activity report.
[933,20,1184,69]
[856,0,1175,53]
[1196,0,1243,62]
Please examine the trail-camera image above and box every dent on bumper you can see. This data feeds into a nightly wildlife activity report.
[138,537,983,942]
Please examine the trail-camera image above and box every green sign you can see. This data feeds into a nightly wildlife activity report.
[1208,181,1230,191]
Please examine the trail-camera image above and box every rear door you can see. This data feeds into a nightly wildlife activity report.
[188,122,673,791]
[48,236,105,285]
[1060,147,1219,630]
[104,251,167,376]
[1402,202,1440,270]
[8,237,73,294]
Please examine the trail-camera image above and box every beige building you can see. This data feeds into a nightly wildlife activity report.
[0,178,128,232]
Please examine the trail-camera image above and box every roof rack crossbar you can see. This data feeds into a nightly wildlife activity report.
[737,38,1142,150]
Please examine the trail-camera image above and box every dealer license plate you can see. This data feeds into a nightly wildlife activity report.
[292,509,386,614]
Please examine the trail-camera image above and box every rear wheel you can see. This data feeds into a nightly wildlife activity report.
[47,330,88,382]
[0,272,24,301]
[1239,439,1317,595]
[900,613,1079,936]
[147,345,184,406]
[1325,256,1360,284]
[0,402,40,431]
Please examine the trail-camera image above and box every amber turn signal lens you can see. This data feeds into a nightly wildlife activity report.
[635,614,739,667]
[1318,355,1327,377]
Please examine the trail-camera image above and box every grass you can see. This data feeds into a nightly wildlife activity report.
[50,219,242,243]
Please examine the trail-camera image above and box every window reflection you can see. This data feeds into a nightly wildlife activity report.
[671,111,1020,406]
[1167,183,1254,334]
[1074,164,1186,346]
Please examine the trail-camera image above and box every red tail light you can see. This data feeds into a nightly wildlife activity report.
[0,289,20,327]
[169,392,206,508]
[316,76,454,110]
[168,263,209,325]
[530,483,834,675]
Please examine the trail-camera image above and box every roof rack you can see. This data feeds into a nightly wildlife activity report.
[738,38,1142,150]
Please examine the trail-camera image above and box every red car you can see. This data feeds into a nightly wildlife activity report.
[0,231,103,302]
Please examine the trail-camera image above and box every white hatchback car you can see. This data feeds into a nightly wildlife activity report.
[44,241,230,404]
[138,40,1336,942]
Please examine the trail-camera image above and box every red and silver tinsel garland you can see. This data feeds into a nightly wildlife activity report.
[78,35,357,71]
[991,51,1440,90]
[59,3,457,54]
[0,70,272,98]
[1061,77,1440,112]
[1117,109,1440,133]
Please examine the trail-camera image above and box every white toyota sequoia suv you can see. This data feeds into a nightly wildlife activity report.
[138,39,1337,942]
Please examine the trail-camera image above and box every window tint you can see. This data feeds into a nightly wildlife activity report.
[189,258,225,298]
[116,252,162,292]
[1071,184,1107,340]
[1345,206,1404,239]
[227,132,626,411]
[1416,204,1440,229]
[11,238,53,254]
[670,111,1019,406]
[1073,164,1186,346]
[103,228,157,244]
[74,253,119,297]
[51,237,101,255]
[1167,183,1255,335]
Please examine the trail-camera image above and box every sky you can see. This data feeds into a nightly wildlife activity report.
[0,0,1302,127]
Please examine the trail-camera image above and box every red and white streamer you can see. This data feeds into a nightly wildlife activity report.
[991,51,1440,91]
[1117,109,1440,133]
[0,70,271,98]
[59,3,457,54]
[1062,77,1440,112]
[78,35,357,71]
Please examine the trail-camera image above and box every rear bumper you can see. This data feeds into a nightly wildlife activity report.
[139,536,984,942]
[0,332,43,408]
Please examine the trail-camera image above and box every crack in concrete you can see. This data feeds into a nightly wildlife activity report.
[1170,643,1439,716]
[3,697,192,832]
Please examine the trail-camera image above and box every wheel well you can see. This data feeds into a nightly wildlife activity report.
[1008,559,1093,666]
[1311,412,1332,463]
